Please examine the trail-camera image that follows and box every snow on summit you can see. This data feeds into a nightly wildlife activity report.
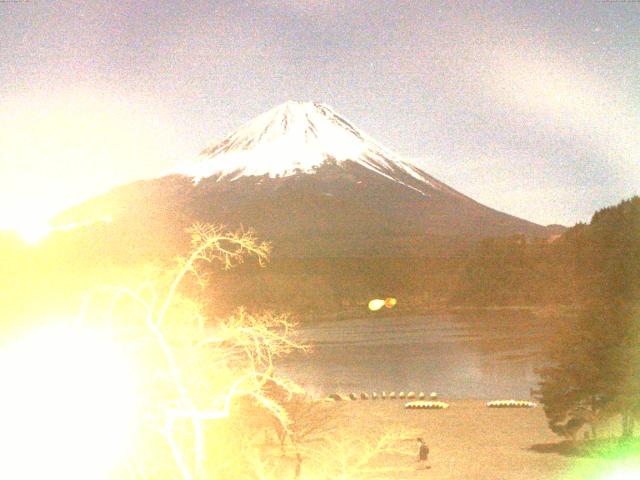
[174,101,440,192]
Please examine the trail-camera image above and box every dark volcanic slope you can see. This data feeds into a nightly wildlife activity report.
[192,161,548,255]
[54,160,549,258]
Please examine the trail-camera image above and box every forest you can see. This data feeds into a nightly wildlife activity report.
[0,197,637,325]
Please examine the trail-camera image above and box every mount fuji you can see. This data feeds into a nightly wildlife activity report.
[172,100,460,198]
[55,101,552,258]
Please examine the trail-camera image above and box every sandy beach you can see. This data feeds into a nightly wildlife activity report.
[293,399,607,480]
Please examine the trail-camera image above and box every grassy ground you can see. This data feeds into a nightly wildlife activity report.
[288,399,611,480]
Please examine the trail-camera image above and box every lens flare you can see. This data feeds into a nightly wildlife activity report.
[384,297,397,308]
[368,299,386,311]
[605,467,640,480]
[561,446,640,480]
[368,298,397,311]
[0,326,139,480]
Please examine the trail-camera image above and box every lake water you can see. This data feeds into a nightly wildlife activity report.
[276,310,558,400]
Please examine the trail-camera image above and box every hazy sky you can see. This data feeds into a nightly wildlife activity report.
[1,0,638,231]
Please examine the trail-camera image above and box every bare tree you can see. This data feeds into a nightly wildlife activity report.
[78,224,306,480]
[303,430,419,480]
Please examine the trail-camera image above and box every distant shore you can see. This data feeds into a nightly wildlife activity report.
[293,303,577,324]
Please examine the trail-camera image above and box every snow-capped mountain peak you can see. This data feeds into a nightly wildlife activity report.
[173,101,444,194]
[200,101,366,158]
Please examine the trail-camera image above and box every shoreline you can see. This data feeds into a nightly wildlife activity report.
[285,399,606,479]
[292,303,577,325]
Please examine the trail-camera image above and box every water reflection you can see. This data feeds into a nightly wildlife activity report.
[276,310,558,399]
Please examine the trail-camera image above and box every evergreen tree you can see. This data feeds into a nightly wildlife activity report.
[536,197,640,438]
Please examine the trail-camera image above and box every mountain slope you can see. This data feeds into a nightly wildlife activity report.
[54,101,552,258]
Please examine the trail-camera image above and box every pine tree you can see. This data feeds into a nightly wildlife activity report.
[536,197,640,439]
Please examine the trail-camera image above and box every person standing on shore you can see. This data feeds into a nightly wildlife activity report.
[417,437,429,469]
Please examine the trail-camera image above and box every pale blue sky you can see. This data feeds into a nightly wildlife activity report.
[1,0,638,227]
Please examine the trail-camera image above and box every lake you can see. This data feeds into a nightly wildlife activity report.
[276,310,559,400]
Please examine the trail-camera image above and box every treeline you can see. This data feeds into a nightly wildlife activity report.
[451,234,576,306]
[1,197,637,324]
[202,256,464,318]
[146,194,638,317]
[454,197,638,308]
[210,230,583,315]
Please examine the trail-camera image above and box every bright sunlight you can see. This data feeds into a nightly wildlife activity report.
[0,325,139,480]
[0,215,51,245]
[0,91,180,245]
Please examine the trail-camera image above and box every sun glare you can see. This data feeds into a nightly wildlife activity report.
[0,326,139,480]
[0,92,181,248]
[0,210,52,245]
[13,220,51,245]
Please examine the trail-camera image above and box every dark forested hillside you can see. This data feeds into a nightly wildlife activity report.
[1,197,636,323]
[453,196,639,308]
[451,234,576,306]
